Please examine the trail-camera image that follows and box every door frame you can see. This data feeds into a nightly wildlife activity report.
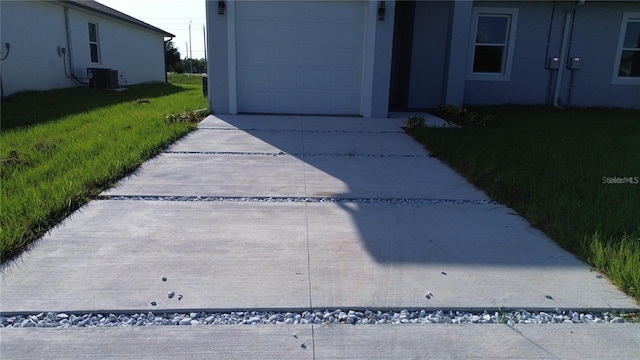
[225,0,378,116]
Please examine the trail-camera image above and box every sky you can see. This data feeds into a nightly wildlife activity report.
[97,0,207,60]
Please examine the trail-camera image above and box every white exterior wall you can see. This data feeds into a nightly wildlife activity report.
[66,6,166,86]
[1,1,73,95]
[206,0,230,114]
[0,1,167,96]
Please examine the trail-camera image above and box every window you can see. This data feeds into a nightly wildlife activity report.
[613,12,640,85]
[88,22,100,63]
[468,8,518,81]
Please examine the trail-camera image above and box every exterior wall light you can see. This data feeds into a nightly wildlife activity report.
[378,1,386,21]
[218,0,226,15]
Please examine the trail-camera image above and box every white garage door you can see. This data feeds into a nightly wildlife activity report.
[236,1,365,115]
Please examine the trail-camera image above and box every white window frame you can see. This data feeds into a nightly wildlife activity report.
[467,7,518,82]
[612,12,640,85]
[88,22,100,64]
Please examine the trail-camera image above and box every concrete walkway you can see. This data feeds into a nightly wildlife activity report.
[1,114,638,358]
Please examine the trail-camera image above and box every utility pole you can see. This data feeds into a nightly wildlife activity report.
[188,21,193,74]
[186,41,191,75]
[203,24,207,64]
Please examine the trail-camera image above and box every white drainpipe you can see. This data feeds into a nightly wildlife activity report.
[553,0,585,108]
[64,6,75,76]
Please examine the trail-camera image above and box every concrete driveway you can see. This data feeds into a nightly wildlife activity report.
[1,114,638,359]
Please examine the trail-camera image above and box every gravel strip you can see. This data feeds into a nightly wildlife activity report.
[162,151,431,158]
[0,309,628,328]
[198,128,404,134]
[97,196,498,205]
[164,151,288,156]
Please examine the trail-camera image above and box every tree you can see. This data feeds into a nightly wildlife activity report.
[165,41,182,73]
[181,58,207,74]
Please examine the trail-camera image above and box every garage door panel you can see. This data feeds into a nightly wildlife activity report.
[236,1,365,115]
[331,70,360,90]
[240,66,273,88]
[237,20,273,44]
[303,69,329,89]
[332,48,361,67]
[275,68,300,88]
[303,93,329,110]
[272,1,306,21]
[303,47,331,67]
[241,90,274,111]
[238,44,274,66]
[274,22,302,44]
[330,1,367,22]
[239,1,275,19]
[274,46,300,66]
[275,91,302,110]
[332,23,365,45]
[331,93,358,111]
[304,2,334,21]
[303,23,331,45]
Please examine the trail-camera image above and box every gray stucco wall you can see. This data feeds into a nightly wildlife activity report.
[463,1,556,106]
[207,0,639,115]
[463,1,640,108]
[566,2,640,108]
[407,1,451,108]
[443,0,474,107]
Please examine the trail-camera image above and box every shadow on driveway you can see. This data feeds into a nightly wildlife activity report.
[206,114,580,268]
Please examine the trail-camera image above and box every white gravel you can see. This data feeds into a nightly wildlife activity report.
[198,128,405,134]
[0,309,628,328]
[100,195,497,206]
[163,150,431,158]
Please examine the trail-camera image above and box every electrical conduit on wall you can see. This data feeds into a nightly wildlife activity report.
[63,6,89,85]
[553,0,585,108]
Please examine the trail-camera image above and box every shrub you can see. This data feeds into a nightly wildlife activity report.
[165,109,200,124]
[405,115,426,130]
[436,104,494,127]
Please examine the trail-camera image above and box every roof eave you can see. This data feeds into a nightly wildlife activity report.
[59,0,175,38]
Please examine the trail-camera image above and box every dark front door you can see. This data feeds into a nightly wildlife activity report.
[389,0,415,110]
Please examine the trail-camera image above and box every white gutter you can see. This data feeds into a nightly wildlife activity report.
[553,0,585,108]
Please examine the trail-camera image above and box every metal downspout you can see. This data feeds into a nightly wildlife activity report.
[553,0,585,108]
[64,6,75,76]
[63,6,89,85]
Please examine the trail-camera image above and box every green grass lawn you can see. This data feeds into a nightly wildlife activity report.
[1,82,208,263]
[167,72,206,86]
[407,106,640,300]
